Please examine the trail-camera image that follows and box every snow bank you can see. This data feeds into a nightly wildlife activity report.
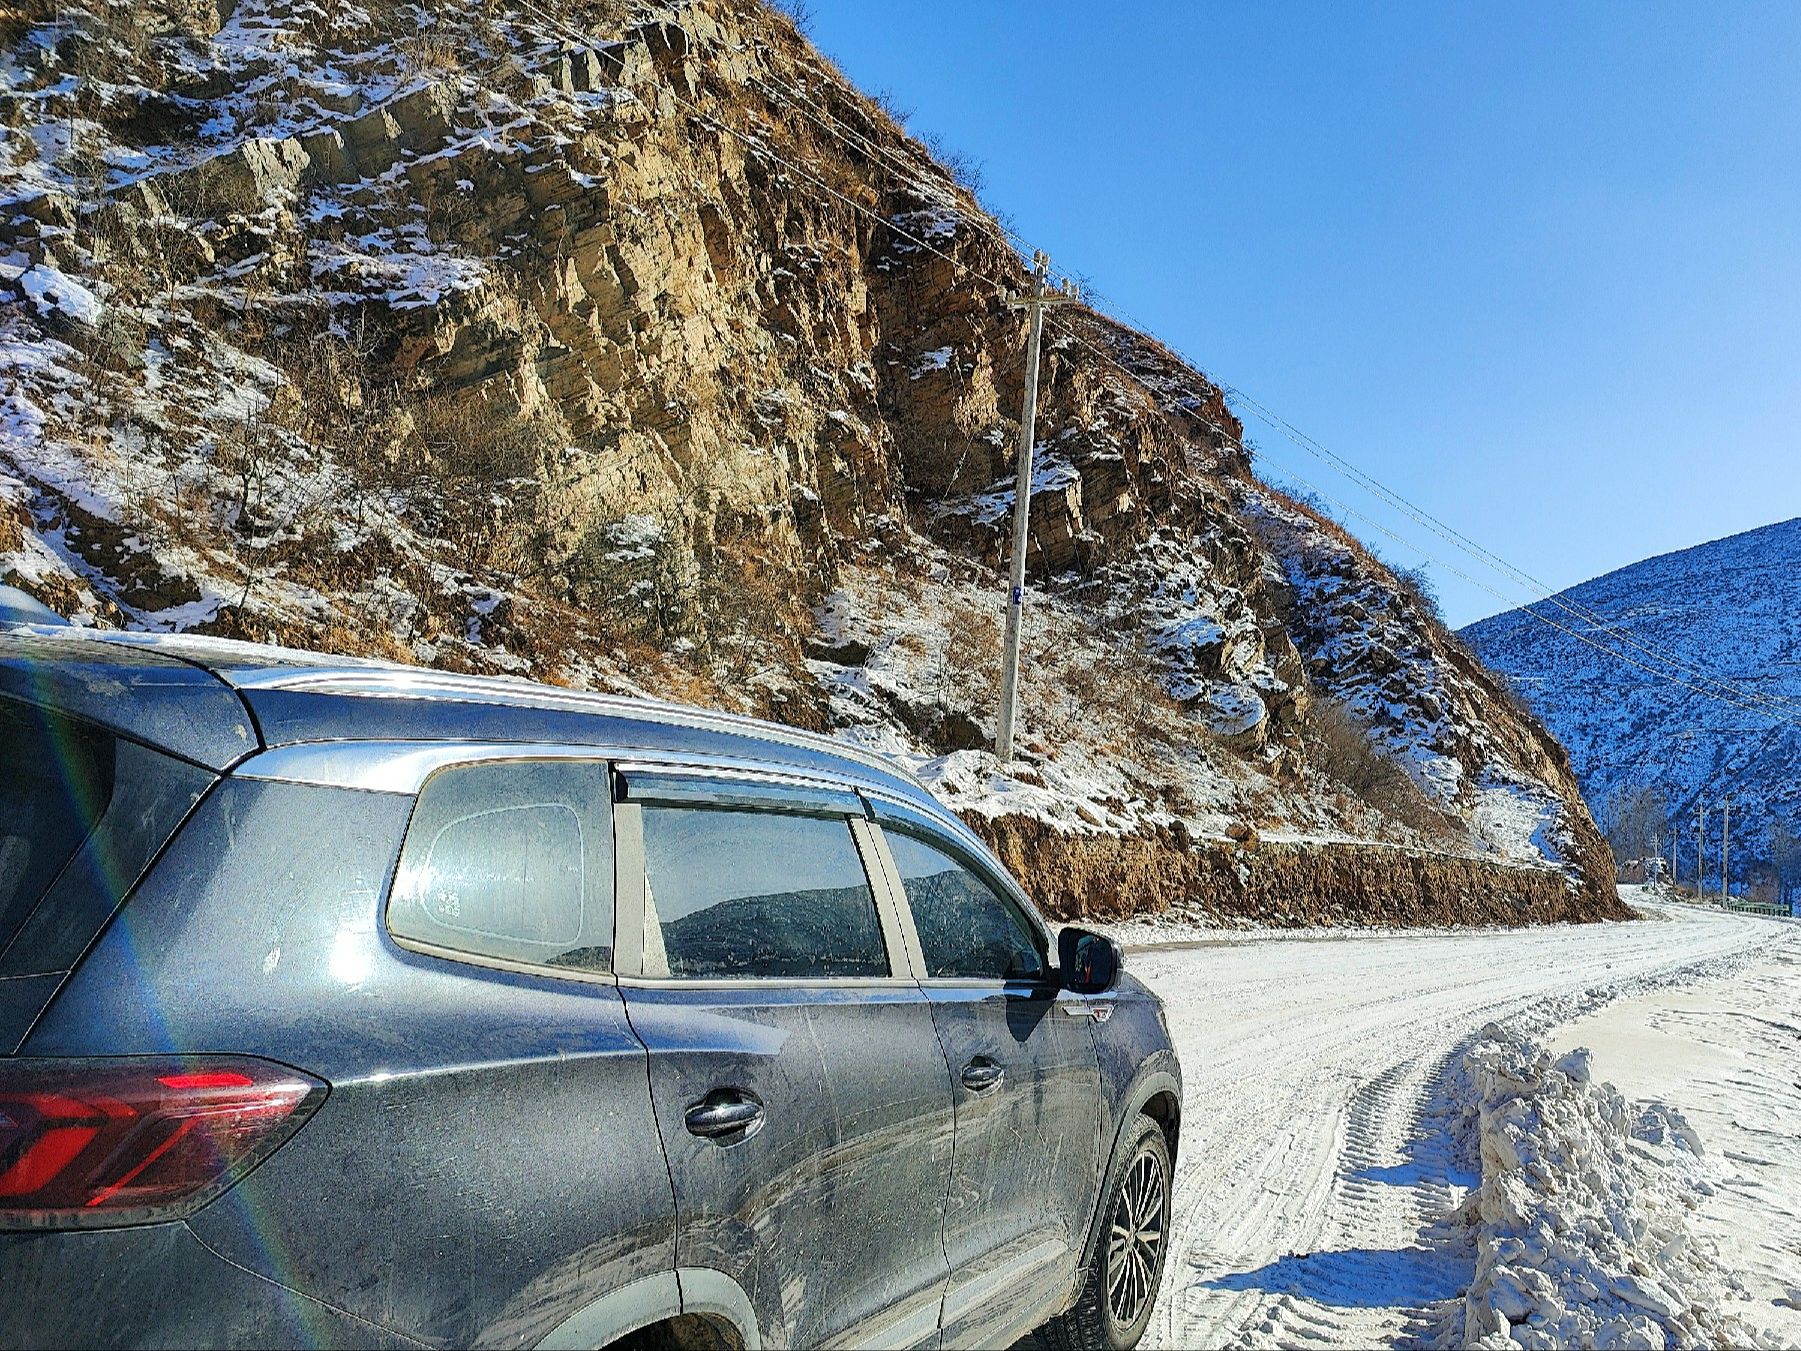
[1435,1024,1770,1350]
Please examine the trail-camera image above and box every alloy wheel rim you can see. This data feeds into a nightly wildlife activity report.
[1105,1145,1166,1330]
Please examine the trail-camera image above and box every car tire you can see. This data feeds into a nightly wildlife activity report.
[1042,1114,1172,1351]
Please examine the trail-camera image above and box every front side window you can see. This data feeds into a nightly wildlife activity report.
[638,806,887,980]
[389,760,614,975]
[887,830,1046,981]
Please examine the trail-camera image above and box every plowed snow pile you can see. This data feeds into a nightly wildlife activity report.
[1435,1024,1770,1350]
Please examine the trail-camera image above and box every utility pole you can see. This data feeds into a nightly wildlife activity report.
[995,252,1077,761]
[1721,797,1731,904]
[1696,800,1705,898]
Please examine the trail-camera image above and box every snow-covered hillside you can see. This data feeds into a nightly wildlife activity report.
[1461,518,1801,891]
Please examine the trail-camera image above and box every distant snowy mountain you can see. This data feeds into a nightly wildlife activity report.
[1461,518,1801,889]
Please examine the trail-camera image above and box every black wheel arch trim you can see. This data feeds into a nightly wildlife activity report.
[1078,1064,1181,1276]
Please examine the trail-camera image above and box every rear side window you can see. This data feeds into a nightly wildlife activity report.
[389,760,614,976]
[638,806,887,979]
[0,702,115,954]
[0,700,213,979]
[886,830,1046,981]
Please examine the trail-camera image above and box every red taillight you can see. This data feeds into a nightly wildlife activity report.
[0,1057,326,1229]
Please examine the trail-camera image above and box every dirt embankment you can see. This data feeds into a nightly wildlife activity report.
[972,815,1633,928]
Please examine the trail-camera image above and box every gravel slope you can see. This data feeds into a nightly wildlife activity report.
[1125,899,1791,1349]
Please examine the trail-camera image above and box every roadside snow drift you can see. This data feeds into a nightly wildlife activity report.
[1437,1024,1770,1350]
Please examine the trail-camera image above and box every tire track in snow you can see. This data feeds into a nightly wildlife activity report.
[1126,900,1787,1350]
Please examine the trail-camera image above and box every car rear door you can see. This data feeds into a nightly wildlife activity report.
[865,805,1104,1350]
[613,768,957,1350]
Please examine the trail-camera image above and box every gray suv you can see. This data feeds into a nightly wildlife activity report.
[0,609,1180,1351]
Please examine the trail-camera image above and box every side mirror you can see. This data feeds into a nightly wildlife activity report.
[1058,927,1122,996]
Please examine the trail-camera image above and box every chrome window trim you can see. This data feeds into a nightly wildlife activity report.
[234,741,611,794]
[914,976,1067,994]
[388,932,621,988]
[614,975,921,992]
[234,740,899,801]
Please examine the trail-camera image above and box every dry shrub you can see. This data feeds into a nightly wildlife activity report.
[262,330,555,573]
[566,505,696,640]
[1019,611,1181,756]
[697,548,811,683]
[1264,484,1363,557]
[936,599,1001,713]
[398,23,463,80]
[763,0,815,34]
[1303,699,1458,840]
[260,329,410,479]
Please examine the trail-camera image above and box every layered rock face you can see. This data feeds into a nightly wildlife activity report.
[0,0,1616,917]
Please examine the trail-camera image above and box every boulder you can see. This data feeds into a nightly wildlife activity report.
[157,136,311,213]
[387,85,455,151]
[299,128,355,186]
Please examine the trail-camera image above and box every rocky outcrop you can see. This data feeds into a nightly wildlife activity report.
[0,0,1618,919]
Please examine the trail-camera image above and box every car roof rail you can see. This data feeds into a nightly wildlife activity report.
[0,585,68,627]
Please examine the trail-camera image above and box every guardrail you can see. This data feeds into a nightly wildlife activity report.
[1723,899,1794,919]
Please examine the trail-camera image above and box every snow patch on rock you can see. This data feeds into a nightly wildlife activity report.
[14,262,103,324]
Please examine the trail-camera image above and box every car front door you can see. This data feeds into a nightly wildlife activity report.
[613,770,957,1350]
[868,811,1104,1350]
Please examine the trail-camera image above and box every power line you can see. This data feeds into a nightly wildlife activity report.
[1225,444,1801,730]
[1028,311,1801,730]
[510,0,1801,732]
[733,44,1801,723]
[1027,271,1801,724]
[747,62,1801,728]
[1218,384,1801,722]
[744,69,1085,285]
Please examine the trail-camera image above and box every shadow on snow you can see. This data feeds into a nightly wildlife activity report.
[1198,1244,1467,1309]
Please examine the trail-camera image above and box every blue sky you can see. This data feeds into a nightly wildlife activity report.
[800,2,1801,626]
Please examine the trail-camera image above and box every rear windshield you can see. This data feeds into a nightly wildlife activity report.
[0,700,212,971]
[0,702,116,952]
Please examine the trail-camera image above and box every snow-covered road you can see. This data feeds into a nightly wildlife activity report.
[1125,898,1795,1350]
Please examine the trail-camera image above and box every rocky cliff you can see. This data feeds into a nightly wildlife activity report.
[0,0,1619,921]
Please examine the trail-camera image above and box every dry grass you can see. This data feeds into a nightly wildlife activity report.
[1303,698,1461,841]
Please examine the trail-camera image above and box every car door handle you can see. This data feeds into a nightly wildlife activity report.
[684,1091,765,1140]
[961,1058,1005,1094]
